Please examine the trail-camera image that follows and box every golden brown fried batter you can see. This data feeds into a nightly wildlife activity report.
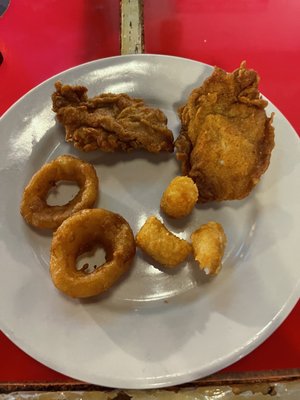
[175,62,275,202]
[50,208,136,298]
[191,222,227,275]
[52,82,174,153]
[160,176,198,218]
[136,216,192,267]
[20,155,98,230]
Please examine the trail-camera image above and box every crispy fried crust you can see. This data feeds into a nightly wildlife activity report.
[136,216,192,267]
[50,209,136,298]
[160,176,198,218]
[175,62,275,202]
[20,155,98,229]
[52,82,174,153]
[191,222,227,275]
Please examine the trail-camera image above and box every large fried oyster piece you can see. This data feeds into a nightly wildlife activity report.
[175,62,275,202]
[52,82,174,153]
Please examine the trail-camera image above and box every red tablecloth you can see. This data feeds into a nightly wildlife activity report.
[0,0,299,382]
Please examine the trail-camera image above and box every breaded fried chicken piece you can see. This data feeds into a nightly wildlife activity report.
[52,82,174,153]
[175,62,275,202]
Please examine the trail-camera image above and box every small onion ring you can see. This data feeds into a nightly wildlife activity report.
[50,208,136,298]
[20,155,98,229]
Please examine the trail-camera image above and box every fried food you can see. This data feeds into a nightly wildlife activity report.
[160,176,198,218]
[175,62,275,202]
[136,216,192,267]
[20,155,98,229]
[50,208,136,298]
[52,82,174,153]
[191,222,227,275]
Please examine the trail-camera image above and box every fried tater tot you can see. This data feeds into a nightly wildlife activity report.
[160,176,199,218]
[191,221,227,275]
[136,216,192,267]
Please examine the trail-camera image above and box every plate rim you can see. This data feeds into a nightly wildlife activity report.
[1,53,299,138]
[0,285,299,388]
[0,54,299,389]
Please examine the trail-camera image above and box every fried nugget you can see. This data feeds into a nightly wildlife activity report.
[176,62,275,202]
[191,222,227,275]
[160,176,198,218]
[52,82,174,153]
[136,216,192,267]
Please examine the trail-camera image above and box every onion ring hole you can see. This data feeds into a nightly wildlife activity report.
[76,245,107,274]
[46,181,81,206]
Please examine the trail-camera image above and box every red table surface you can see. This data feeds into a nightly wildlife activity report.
[0,0,299,383]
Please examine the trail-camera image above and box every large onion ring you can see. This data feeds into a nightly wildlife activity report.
[50,208,136,298]
[20,155,98,229]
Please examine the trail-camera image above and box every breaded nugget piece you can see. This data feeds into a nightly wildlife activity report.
[191,222,227,275]
[136,216,192,267]
[160,176,199,218]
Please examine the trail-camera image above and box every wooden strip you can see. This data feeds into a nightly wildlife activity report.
[179,369,300,387]
[0,369,299,394]
[120,0,144,55]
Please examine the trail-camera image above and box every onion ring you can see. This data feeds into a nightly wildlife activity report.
[50,208,136,298]
[20,155,98,229]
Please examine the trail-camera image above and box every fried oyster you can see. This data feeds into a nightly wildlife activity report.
[52,82,174,153]
[175,62,275,202]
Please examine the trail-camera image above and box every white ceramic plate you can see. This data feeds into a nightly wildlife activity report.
[0,55,299,389]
